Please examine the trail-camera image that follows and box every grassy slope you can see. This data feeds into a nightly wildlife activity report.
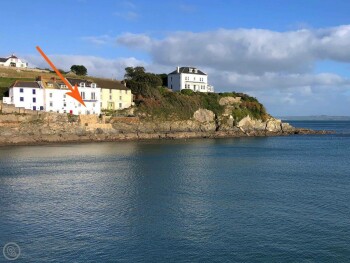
[135,88,269,122]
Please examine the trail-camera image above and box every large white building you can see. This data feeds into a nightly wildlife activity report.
[0,54,28,68]
[41,77,101,115]
[167,66,214,93]
[3,77,101,115]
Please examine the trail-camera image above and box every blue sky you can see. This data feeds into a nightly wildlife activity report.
[1,0,350,116]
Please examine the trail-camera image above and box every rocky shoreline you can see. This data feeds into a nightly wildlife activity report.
[0,109,332,146]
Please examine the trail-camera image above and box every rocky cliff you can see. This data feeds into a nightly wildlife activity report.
[0,105,329,146]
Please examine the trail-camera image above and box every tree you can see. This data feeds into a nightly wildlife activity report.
[70,65,87,76]
[123,67,163,98]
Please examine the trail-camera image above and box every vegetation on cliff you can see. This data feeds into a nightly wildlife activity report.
[124,67,268,121]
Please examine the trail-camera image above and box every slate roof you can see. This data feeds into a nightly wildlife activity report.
[169,67,207,76]
[11,81,41,88]
[94,79,130,90]
[66,78,93,87]
[0,57,8,62]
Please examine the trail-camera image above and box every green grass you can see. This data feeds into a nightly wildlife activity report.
[135,87,268,121]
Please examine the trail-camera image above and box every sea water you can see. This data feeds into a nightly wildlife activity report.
[0,121,349,262]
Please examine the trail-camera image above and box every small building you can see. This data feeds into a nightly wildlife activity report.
[0,54,28,68]
[6,81,45,111]
[167,66,214,93]
[96,79,133,111]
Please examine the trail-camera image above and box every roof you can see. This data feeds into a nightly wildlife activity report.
[0,58,7,62]
[169,67,207,76]
[8,54,18,59]
[11,81,40,88]
[66,78,93,87]
[94,79,130,90]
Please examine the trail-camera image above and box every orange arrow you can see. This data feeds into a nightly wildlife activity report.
[36,46,86,107]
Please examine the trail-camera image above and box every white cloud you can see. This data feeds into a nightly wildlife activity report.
[115,26,350,115]
[82,35,113,45]
[116,25,350,74]
[23,54,146,79]
[117,33,153,51]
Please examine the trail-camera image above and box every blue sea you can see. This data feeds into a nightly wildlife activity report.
[0,121,350,262]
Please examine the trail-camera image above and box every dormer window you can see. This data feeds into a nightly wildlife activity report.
[47,83,53,87]
[91,83,96,88]
[60,85,66,89]
[80,82,85,87]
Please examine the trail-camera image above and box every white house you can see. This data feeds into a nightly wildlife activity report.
[40,77,101,115]
[167,66,214,93]
[0,54,28,68]
[6,81,45,111]
[3,77,101,115]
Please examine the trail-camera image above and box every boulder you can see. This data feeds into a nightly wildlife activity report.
[237,115,266,132]
[193,109,215,123]
[219,96,241,106]
[266,118,282,132]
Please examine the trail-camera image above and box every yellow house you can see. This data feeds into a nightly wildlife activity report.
[95,79,133,110]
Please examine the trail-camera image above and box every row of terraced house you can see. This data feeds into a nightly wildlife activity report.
[2,77,133,115]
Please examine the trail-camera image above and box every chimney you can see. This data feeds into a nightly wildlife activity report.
[176,66,180,73]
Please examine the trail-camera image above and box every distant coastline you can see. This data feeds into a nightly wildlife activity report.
[278,116,350,121]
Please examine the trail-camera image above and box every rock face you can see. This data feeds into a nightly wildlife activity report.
[219,97,241,106]
[0,106,330,146]
[193,109,215,123]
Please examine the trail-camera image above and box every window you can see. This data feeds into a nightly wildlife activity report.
[48,83,53,87]
[119,103,122,108]
[60,85,66,89]
[33,106,36,110]
[50,102,53,107]
[119,96,122,100]
[32,89,36,94]
[64,102,66,107]
[49,93,53,98]
[91,92,96,100]
[33,98,36,103]
[40,106,44,110]
[109,89,112,94]
[100,102,102,107]
[80,82,85,87]
[109,95,112,100]
[91,83,96,88]
[20,97,24,102]
[20,88,23,93]
[81,92,85,100]
[63,94,66,99]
